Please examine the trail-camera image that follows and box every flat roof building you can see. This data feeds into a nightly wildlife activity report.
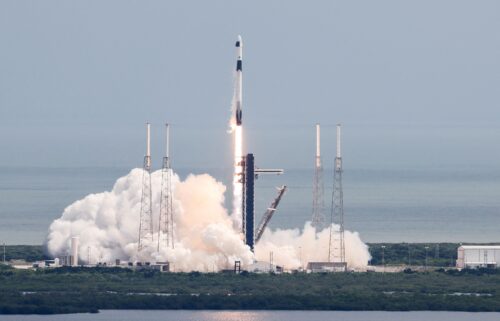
[457,245,500,269]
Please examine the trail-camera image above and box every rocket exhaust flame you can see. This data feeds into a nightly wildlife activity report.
[233,125,243,228]
[231,35,244,228]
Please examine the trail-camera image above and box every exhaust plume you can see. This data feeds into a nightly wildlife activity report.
[46,169,370,271]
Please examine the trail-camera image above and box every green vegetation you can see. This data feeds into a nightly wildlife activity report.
[368,242,500,267]
[1,266,500,314]
[2,244,500,314]
[367,243,459,267]
[1,245,49,262]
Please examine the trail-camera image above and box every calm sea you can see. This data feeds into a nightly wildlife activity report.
[0,166,499,245]
[1,310,500,321]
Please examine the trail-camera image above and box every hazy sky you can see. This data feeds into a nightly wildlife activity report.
[0,1,499,170]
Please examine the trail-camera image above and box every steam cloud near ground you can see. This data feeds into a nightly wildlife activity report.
[46,169,370,271]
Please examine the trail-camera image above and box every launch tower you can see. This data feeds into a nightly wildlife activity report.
[241,154,283,251]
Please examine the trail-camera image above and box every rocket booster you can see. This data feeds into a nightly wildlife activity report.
[235,35,243,126]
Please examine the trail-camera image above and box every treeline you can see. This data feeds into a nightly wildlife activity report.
[1,265,500,314]
[2,292,498,314]
[367,242,459,267]
[1,245,49,262]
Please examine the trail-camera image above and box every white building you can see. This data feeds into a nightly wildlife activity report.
[245,261,283,273]
[32,259,60,269]
[456,245,500,269]
[306,262,347,273]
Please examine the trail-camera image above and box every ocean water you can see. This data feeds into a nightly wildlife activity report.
[2,310,500,321]
[0,166,499,245]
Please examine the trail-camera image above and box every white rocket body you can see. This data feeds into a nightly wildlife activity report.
[235,35,243,126]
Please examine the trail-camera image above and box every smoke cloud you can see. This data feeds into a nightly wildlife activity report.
[46,169,370,271]
[256,223,370,270]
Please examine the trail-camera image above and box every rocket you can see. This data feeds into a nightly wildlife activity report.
[235,35,243,126]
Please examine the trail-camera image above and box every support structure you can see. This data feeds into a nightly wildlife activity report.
[138,123,153,252]
[255,185,287,243]
[244,154,255,251]
[241,153,283,251]
[234,260,241,274]
[158,123,175,251]
[328,124,346,268]
[311,124,325,230]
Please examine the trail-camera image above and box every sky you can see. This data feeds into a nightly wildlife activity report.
[0,0,499,171]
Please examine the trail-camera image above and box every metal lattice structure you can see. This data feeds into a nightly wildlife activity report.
[328,124,346,266]
[311,124,325,230]
[255,185,287,243]
[138,123,153,252]
[158,123,174,251]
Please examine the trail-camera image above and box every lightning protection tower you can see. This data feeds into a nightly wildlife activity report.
[138,123,153,252]
[158,123,174,251]
[311,123,325,230]
[328,124,346,267]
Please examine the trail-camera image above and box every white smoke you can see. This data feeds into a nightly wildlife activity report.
[46,169,370,271]
[255,222,370,270]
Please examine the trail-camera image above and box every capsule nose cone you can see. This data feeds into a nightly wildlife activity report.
[236,35,242,47]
